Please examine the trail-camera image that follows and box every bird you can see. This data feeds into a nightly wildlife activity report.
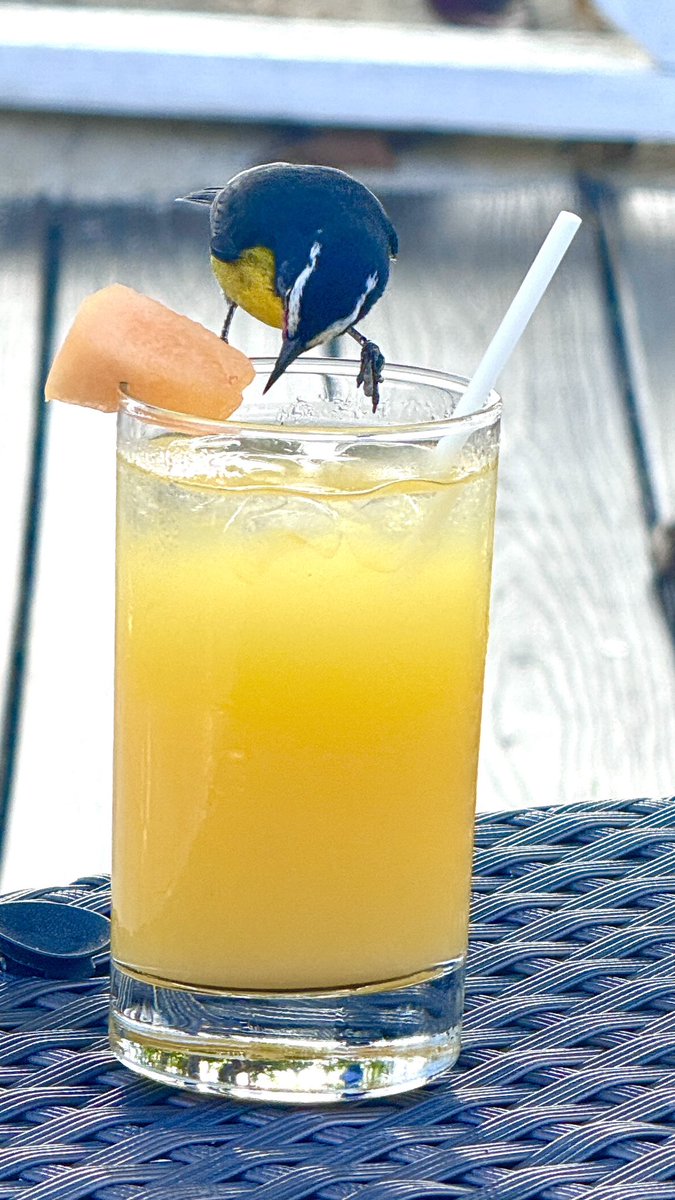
[178,162,398,411]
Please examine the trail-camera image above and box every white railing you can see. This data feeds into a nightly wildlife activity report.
[0,5,674,140]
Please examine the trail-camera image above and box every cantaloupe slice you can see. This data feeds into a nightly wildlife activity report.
[45,284,254,421]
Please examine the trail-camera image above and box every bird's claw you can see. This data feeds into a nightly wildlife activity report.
[356,341,385,412]
[220,302,237,343]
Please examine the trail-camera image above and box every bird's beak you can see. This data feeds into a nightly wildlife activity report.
[175,189,220,206]
[263,337,305,394]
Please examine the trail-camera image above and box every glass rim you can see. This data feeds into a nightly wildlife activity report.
[118,358,502,442]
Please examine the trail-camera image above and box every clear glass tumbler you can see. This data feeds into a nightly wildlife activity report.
[109,359,501,1102]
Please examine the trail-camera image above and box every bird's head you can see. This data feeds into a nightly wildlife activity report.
[265,230,388,393]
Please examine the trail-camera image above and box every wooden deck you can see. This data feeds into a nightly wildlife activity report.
[0,128,674,891]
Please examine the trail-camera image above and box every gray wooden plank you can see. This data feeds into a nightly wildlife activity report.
[4,173,675,890]
[1,203,282,892]
[362,177,675,811]
[0,203,45,836]
[596,182,675,528]
[3,6,674,142]
[0,112,570,207]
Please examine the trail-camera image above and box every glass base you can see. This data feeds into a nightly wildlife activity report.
[109,957,465,1102]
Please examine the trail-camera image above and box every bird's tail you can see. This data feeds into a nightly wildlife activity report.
[175,189,220,206]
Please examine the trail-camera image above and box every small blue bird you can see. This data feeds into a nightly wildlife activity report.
[179,162,398,410]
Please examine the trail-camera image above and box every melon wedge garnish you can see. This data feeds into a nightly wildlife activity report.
[45,284,254,421]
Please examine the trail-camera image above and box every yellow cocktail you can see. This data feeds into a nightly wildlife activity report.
[110,361,500,1101]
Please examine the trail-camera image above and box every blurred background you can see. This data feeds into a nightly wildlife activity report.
[0,0,674,890]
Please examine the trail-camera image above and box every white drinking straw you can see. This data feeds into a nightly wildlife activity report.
[435,210,582,470]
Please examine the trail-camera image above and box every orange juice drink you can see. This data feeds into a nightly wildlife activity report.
[110,360,501,1102]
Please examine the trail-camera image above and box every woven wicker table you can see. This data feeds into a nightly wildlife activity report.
[2,796,675,1199]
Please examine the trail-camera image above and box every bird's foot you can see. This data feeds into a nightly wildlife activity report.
[356,340,385,413]
[220,302,237,343]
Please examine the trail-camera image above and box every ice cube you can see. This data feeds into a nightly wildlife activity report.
[226,494,341,581]
[277,378,373,427]
[344,492,427,573]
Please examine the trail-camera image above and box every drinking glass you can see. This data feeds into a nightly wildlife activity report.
[109,359,501,1102]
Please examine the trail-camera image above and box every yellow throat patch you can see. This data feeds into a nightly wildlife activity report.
[211,247,284,330]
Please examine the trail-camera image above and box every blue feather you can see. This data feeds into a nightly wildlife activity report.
[206,163,397,347]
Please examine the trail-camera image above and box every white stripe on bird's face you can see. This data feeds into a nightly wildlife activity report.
[286,240,322,338]
[307,271,379,348]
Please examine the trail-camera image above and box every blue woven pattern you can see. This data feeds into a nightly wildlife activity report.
[1,796,674,1199]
